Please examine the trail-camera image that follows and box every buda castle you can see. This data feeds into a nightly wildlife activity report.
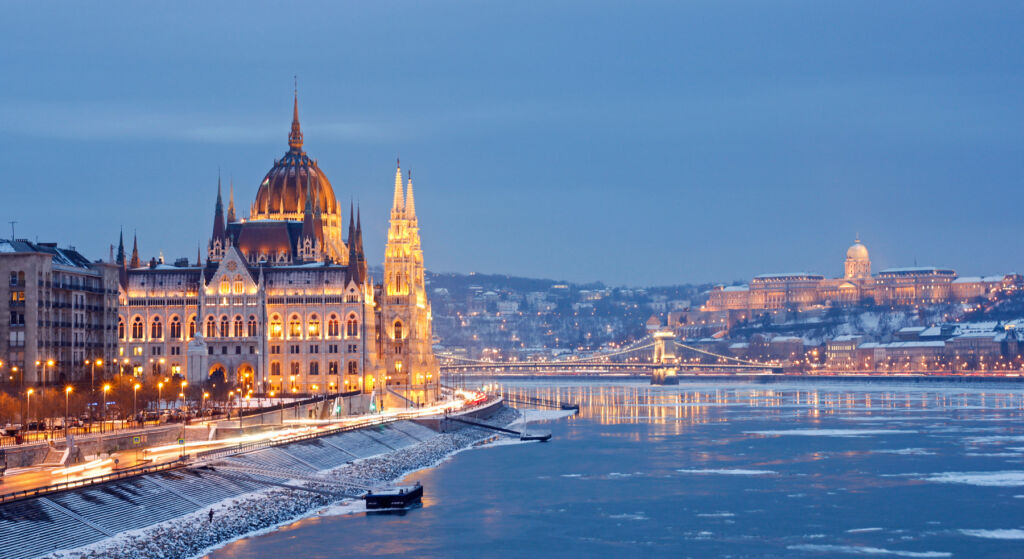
[702,238,1020,313]
[115,94,438,404]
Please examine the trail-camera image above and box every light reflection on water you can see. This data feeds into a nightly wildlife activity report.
[207,380,1024,559]
[491,380,1024,428]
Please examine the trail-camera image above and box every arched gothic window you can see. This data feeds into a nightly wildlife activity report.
[118,317,125,340]
[169,315,181,339]
[269,315,283,339]
[347,361,358,375]
[346,314,359,338]
[220,316,230,337]
[150,316,163,339]
[308,314,320,338]
[327,314,339,337]
[206,316,217,337]
[233,275,244,294]
[233,315,244,337]
[188,316,196,339]
[288,315,302,338]
[219,278,230,295]
[393,320,403,340]
[247,315,258,337]
[131,316,144,340]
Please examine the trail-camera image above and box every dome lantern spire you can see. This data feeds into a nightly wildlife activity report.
[288,78,303,151]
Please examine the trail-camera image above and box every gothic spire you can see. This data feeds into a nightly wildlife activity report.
[116,228,125,266]
[227,178,236,222]
[129,232,141,269]
[288,82,303,151]
[392,158,404,215]
[212,174,226,242]
[405,169,416,219]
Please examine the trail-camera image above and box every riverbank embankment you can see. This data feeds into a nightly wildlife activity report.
[0,403,516,559]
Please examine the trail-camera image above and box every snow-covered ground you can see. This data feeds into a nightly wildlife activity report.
[43,407,521,559]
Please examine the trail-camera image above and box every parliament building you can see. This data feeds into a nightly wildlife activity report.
[116,95,438,403]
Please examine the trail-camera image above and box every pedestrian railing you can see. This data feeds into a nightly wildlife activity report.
[0,456,189,505]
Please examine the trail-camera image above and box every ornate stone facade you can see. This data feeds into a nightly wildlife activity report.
[117,96,439,403]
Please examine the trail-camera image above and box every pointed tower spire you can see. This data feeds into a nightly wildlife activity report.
[196,242,202,267]
[212,174,226,242]
[130,232,141,269]
[355,204,367,280]
[392,158,404,214]
[405,169,416,219]
[227,178,236,222]
[116,228,126,266]
[288,79,303,151]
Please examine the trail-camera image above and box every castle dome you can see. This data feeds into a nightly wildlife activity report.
[846,239,869,260]
[251,94,339,220]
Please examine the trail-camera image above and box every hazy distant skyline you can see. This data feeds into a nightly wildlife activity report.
[1,2,1022,286]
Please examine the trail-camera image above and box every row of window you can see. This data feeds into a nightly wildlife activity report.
[269,360,359,376]
[119,312,366,341]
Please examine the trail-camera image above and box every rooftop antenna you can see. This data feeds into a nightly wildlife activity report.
[8,221,16,239]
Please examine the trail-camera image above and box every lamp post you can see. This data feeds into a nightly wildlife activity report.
[46,359,55,388]
[64,385,73,439]
[26,388,34,439]
[102,384,111,433]
[133,383,140,424]
[157,381,164,411]
[180,380,188,419]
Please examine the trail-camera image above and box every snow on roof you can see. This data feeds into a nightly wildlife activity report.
[832,335,862,342]
[898,326,926,332]
[722,285,749,292]
[952,276,982,284]
[753,272,824,279]
[771,336,804,343]
[878,267,954,274]
[728,343,749,349]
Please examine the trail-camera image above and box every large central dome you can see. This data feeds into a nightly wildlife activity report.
[249,94,345,261]
[251,95,339,219]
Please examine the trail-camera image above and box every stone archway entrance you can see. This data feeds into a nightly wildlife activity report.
[237,363,255,394]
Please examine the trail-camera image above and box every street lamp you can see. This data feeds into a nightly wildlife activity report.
[157,381,164,410]
[64,385,73,439]
[102,384,111,433]
[202,392,209,418]
[133,383,141,424]
[46,359,55,388]
[26,388,34,437]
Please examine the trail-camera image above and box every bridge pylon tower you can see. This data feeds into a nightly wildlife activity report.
[651,330,679,385]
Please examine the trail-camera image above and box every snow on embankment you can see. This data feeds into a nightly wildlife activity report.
[43,408,521,559]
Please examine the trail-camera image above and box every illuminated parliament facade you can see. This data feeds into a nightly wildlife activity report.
[116,95,438,402]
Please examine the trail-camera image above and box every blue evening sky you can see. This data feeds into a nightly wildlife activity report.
[1,2,1021,286]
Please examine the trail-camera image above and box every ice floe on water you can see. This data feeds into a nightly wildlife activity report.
[696,512,736,518]
[677,468,775,475]
[873,448,936,456]
[959,528,1024,539]
[508,408,576,426]
[786,544,951,557]
[915,470,1024,487]
[846,527,884,533]
[607,512,648,521]
[746,429,916,437]
[966,435,1024,445]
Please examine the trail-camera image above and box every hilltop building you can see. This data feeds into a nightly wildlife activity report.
[702,238,1019,312]
[117,94,438,404]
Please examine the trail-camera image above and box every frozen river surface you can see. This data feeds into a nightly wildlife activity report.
[207,380,1024,558]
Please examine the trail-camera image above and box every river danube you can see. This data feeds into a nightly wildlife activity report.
[207,380,1024,558]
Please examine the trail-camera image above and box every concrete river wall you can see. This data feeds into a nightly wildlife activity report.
[0,419,444,559]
